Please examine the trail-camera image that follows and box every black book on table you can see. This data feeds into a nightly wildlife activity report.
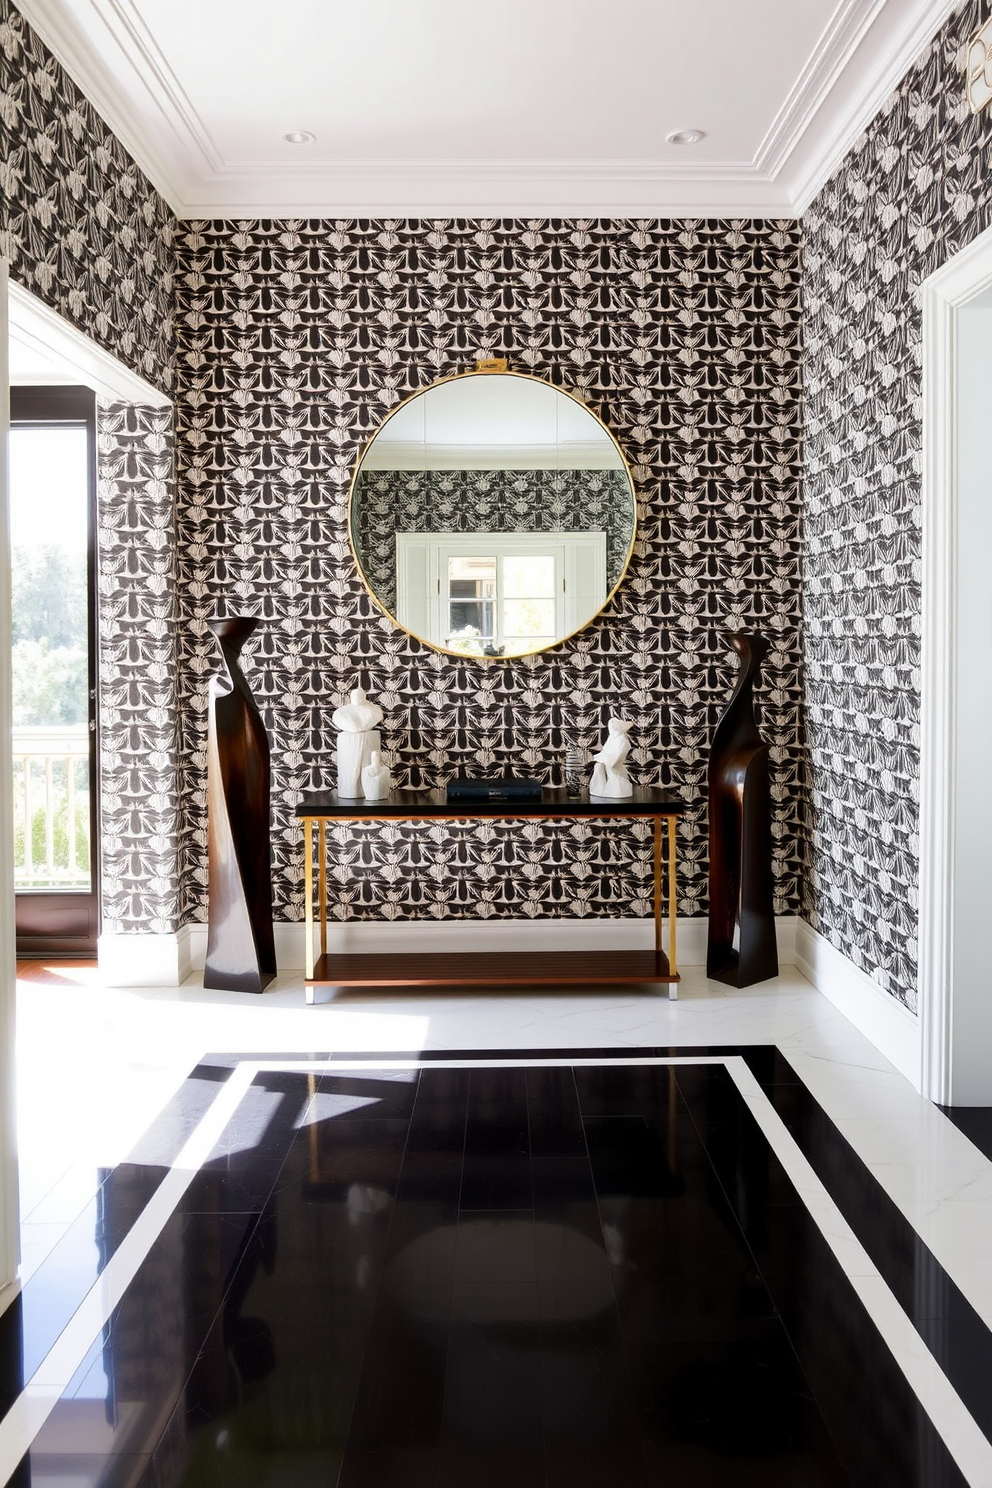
[445,775,543,802]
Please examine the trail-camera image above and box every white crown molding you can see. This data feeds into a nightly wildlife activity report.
[786,0,963,214]
[176,153,794,220]
[174,171,797,222]
[88,0,222,170]
[11,0,965,219]
[754,0,885,178]
[13,0,191,213]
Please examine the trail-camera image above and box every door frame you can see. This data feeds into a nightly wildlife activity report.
[10,385,100,955]
[0,274,170,1293]
[0,261,20,1294]
[919,218,992,1104]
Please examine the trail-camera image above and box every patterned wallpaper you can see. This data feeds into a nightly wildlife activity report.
[353,467,634,613]
[0,0,174,393]
[96,402,180,935]
[1,0,182,934]
[2,0,806,937]
[5,0,992,991]
[172,219,805,925]
[803,0,992,1009]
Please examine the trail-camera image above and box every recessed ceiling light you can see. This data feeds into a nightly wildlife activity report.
[282,130,315,145]
[667,128,706,145]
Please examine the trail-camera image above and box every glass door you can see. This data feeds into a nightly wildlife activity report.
[9,387,99,955]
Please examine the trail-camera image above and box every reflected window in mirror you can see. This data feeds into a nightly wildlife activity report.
[396,531,606,656]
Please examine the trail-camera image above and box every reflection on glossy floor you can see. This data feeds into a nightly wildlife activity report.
[0,1048,983,1486]
[5,963,992,1485]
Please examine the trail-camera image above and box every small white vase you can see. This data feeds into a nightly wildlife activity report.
[337,728,379,799]
[362,749,391,802]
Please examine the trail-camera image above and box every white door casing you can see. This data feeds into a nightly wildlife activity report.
[0,260,21,1292]
[919,220,992,1104]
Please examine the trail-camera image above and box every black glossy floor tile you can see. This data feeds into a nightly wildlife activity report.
[0,1297,24,1419]
[460,1066,531,1210]
[630,1336,850,1488]
[438,1317,544,1488]
[541,1316,648,1488]
[918,1306,992,1444]
[8,1053,985,1488]
[525,1065,587,1158]
[315,1067,421,1121]
[940,1103,992,1163]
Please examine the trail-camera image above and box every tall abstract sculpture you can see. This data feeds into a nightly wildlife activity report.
[204,617,276,993]
[706,632,778,988]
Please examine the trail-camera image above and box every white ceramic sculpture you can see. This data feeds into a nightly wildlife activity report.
[333,686,384,799]
[361,749,391,802]
[589,717,633,799]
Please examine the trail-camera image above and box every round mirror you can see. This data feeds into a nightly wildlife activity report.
[348,370,636,659]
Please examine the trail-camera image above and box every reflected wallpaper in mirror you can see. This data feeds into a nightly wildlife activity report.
[349,372,636,658]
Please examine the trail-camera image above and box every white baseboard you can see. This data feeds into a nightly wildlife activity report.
[794,921,921,1090]
[174,913,797,976]
[99,916,801,987]
[98,929,192,987]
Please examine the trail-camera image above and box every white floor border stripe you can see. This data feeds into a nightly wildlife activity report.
[0,1060,254,1478]
[1,1053,989,1487]
[725,1056,992,1487]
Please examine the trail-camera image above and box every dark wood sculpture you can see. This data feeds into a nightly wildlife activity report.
[204,617,276,993]
[706,632,778,988]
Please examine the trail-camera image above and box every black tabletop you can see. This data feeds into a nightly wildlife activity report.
[296,785,688,819]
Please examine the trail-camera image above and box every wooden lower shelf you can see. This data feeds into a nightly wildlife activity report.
[306,948,677,989]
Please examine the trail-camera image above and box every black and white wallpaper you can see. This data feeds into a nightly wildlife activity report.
[0,0,174,393]
[803,0,992,1009]
[95,402,180,935]
[1,0,183,936]
[25,0,984,981]
[353,467,634,613]
[172,218,805,925]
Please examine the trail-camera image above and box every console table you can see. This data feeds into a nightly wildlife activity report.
[297,786,687,1003]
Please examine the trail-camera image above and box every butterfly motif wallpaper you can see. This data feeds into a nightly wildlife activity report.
[169,215,805,932]
[803,0,992,1008]
[13,0,988,1015]
[0,0,803,955]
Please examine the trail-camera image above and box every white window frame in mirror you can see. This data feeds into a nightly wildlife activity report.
[396,530,607,658]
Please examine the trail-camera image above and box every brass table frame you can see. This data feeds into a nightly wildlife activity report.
[300,797,680,1004]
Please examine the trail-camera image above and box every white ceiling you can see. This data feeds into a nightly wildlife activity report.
[15,0,962,217]
[364,375,625,470]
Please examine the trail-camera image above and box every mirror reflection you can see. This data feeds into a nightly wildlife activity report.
[350,372,636,658]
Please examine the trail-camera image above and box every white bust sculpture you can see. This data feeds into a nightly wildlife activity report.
[589,717,633,799]
[334,686,384,798]
[332,686,383,735]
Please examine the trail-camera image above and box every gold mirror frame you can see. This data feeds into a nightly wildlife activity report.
[347,366,637,660]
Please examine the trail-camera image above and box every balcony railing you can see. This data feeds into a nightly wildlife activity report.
[12,726,91,890]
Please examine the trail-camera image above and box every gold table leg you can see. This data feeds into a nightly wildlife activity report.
[318,820,328,964]
[304,818,315,996]
[653,816,663,956]
[668,814,678,998]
